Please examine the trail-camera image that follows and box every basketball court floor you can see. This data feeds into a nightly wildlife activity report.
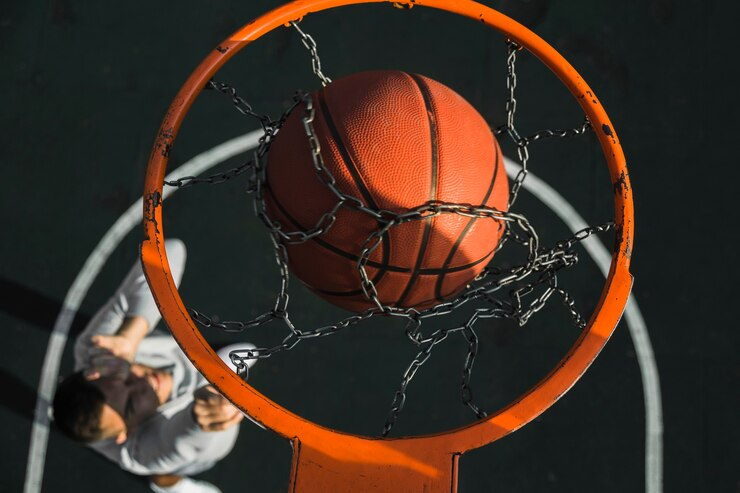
[2,1,737,492]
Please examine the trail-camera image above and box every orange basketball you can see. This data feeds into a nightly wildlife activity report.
[265,70,508,312]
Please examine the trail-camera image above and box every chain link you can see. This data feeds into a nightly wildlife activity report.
[164,80,301,189]
[167,26,607,436]
[290,22,333,87]
[501,40,529,208]
[461,324,487,419]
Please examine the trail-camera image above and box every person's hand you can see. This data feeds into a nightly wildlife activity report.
[193,386,244,432]
[91,334,138,363]
[88,316,149,365]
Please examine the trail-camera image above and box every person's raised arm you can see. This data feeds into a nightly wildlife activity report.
[90,315,150,363]
[111,386,243,475]
[73,239,186,371]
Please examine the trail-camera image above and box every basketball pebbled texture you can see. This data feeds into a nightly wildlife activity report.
[265,70,508,312]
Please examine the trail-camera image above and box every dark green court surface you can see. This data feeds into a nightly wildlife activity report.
[2,1,738,492]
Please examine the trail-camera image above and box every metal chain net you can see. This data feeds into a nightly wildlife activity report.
[164,25,614,436]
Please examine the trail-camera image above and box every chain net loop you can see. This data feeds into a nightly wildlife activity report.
[163,23,613,437]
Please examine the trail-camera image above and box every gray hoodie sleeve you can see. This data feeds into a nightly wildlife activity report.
[91,402,239,477]
[73,239,186,372]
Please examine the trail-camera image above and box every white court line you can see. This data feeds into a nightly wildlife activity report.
[24,135,661,493]
[23,131,264,493]
[504,157,663,493]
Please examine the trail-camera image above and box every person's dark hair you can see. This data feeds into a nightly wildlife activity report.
[52,371,106,443]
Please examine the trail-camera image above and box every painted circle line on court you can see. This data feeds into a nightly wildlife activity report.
[25,131,662,493]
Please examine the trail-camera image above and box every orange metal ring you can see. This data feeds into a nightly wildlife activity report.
[142,1,633,490]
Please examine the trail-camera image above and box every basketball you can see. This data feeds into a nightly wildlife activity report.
[265,70,508,312]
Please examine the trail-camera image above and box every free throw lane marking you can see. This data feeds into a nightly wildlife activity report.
[504,157,662,493]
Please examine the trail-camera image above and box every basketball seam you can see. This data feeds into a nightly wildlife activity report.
[395,73,439,307]
[317,91,376,208]
[312,249,495,297]
[434,140,502,301]
[266,185,495,276]
[316,90,394,291]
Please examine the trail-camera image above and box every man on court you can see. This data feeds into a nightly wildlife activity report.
[53,239,246,493]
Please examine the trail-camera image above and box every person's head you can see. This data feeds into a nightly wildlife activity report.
[53,361,173,444]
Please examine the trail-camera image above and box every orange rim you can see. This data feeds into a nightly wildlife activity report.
[142,0,633,469]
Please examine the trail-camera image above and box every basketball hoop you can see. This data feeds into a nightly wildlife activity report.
[141,1,634,491]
